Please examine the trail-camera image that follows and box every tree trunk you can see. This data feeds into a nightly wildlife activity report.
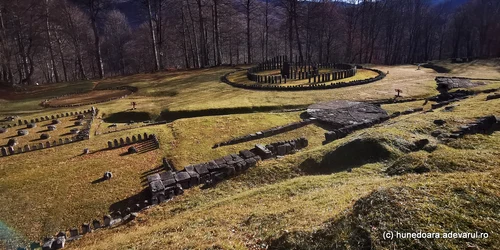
[54,30,68,82]
[45,0,59,82]
[91,17,104,78]
[213,0,221,65]
[147,0,160,71]
[246,0,252,63]
[196,0,208,66]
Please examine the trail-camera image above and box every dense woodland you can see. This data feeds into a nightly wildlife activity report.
[0,0,499,86]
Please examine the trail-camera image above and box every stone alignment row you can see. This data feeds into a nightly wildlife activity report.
[35,138,308,250]
[0,108,97,158]
[41,86,138,108]
[148,137,309,204]
[1,109,93,129]
[223,66,386,91]
[0,136,83,158]
[106,133,159,149]
[445,115,499,139]
[213,118,316,148]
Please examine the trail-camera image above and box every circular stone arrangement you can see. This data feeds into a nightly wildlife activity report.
[223,56,386,91]
[307,100,389,128]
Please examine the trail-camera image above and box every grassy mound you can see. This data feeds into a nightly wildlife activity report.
[300,137,397,174]
[268,170,500,250]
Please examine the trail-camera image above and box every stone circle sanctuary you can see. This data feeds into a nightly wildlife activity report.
[1,0,500,249]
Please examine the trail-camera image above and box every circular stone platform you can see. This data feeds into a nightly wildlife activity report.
[307,100,388,128]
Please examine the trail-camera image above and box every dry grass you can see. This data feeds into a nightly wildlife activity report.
[0,61,499,249]
[46,89,131,106]
[66,92,500,249]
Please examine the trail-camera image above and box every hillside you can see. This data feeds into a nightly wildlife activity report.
[0,60,499,249]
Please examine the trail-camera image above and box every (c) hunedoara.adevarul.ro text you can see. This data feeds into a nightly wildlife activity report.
[382,231,489,240]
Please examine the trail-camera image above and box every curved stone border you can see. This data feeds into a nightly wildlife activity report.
[41,86,138,108]
[222,66,386,91]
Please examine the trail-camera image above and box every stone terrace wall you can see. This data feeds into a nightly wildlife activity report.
[148,137,309,204]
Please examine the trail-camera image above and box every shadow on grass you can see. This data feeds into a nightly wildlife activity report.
[299,138,394,175]
[161,104,308,122]
[104,111,153,123]
[91,177,107,184]
[109,188,150,213]
[422,63,451,73]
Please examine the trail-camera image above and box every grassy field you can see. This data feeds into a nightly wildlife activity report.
[0,60,499,249]
[66,92,500,250]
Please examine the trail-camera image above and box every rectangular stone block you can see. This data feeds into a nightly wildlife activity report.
[149,180,165,193]
[147,173,161,183]
[174,171,191,189]
[194,163,209,176]
[254,144,272,159]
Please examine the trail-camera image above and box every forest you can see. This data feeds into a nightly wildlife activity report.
[0,0,499,85]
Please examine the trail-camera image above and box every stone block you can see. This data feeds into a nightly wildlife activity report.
[239,150,255,159]
[277,145,286,156]
[194,163,209,176]
[82,223,91,234]
[150,180,165,194]
[18,130,29,136]
[92,219,101,230]
[42,237,55,250]
[69,228,79,238]
[147,173,161,183]
[254,144,272,159]
[103,215,112,227]
[174,171,191,189]
[185,165,200,186]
